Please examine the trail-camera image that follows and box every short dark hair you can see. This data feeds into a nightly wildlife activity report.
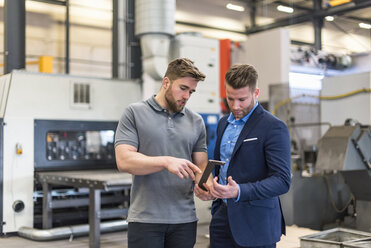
[225,64,258,90]
[164,58,205,82]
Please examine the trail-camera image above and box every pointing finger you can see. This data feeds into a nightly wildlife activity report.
[176,171,184,179]
[187,162,202,174]
[180,167,189,179]
[184,165,195,180]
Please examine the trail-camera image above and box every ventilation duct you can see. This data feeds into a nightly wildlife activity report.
[135,0,175,80]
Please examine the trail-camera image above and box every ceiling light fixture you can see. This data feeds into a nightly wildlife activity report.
[226,3,245,12]
[359,23,371,29]
[277,5,294,13]
[325,16,334,21]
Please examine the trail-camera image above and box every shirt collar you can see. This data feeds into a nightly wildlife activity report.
[147,95,185,115]
[227,101,259,124]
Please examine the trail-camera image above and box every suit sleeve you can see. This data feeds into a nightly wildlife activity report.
[239,120,291,201]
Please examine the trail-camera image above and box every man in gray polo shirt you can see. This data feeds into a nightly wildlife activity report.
[115,58,208,248]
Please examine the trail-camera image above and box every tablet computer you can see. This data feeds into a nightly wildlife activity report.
[198,160,225,191]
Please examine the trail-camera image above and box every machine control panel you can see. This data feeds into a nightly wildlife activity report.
[34,119,118,171]
[46,130,114,161]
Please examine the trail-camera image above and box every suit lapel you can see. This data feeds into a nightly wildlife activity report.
[214,116,229,176]
[215,117,229,157]
[230,104,264,160]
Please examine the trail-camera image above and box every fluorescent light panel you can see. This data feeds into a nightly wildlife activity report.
[359,23,371,29]
[277,5,294,13]
[226,3,245,12]
[325,16,334,21]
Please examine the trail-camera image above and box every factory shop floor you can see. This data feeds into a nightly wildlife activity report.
[0,224,317,248]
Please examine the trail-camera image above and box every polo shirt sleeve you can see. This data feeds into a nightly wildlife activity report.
[192,117,207,153]
[114,105,139,148]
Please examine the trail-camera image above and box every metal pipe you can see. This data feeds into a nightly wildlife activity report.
[18,220,128,241]
[135,0,175,80]
[313,0,323,51]
[0,119,4,234]
[65,0,70,74]
[112,0,119,78]
[249,0,257,28]
[127,0,141,79]
[287,122,332,128]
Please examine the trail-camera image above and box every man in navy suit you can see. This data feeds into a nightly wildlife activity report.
[195,64,291,248]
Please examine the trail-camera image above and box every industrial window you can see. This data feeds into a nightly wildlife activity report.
[289,72,323,90]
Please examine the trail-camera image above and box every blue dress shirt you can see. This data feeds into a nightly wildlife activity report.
[219,102,258,202]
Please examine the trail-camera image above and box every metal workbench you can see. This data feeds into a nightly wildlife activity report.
[36,169,132,248]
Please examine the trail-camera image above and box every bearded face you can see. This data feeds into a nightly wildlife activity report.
[225,84,259,120]
[165,82,184,113]
[230,95,255,120]
[163,77,199,113]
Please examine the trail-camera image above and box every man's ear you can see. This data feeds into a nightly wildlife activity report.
[162,77,170,89]
[254,87,260,99]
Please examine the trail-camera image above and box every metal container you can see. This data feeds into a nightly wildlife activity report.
[344,238,371,248]
[300,228,371,248]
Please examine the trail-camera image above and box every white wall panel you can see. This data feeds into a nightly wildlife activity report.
[244,28,291,102]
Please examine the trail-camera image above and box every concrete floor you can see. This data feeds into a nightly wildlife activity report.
[0,224,317,248]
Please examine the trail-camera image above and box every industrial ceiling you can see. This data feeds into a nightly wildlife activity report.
[175,0,371,54]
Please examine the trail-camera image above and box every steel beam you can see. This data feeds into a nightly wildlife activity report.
[176,21,246,35]
[245,0,371,34]
[42,183,53,229]
[313,0,323,51]
[112,0,119,78]
[65,0,70,74]
[4,0,25,74]
[0,120,4,234]
[31,0,66,5]
[89,188,101,248]
[249,0,258,27]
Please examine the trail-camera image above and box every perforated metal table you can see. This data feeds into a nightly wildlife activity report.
[37,170,132,248]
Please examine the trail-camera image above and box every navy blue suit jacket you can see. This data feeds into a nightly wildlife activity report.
[212,103,291,247]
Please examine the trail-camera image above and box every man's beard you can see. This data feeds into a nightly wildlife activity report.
[165,86,184,113]
[232,97,255,120]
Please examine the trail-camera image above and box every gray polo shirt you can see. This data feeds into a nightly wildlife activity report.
[115,95,207,224]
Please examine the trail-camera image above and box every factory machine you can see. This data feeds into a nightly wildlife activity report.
[317,124,371,230]
[319,71,371,232]
[272,71,371,232]
[0,71,141,236]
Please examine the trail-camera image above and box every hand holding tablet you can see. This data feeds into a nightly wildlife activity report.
[198,160,226,191]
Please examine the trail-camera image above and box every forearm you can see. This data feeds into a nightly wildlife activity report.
[116,144,202,179]
[116,147,167,175]
[194,165,205,184]
[193,152,208,184]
